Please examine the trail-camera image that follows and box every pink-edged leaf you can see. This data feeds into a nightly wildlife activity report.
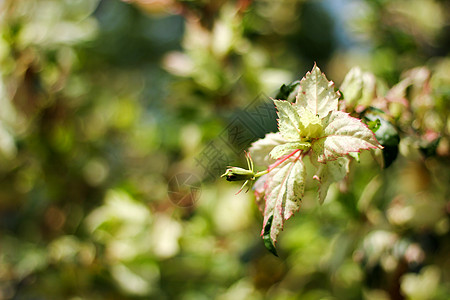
[295,64,339,118]
[314,156,350,204]
[249,132,286,166]
[253,175,267,213]
[262,155,306,245]
[273,100,302,141]
[312,111,382,163]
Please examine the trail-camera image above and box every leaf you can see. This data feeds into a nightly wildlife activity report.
[269,142,310,159]
[273,100,302,141]
[297,107,323,138]
[253,175,267,213]
[364,112,400,168]
[262,156,306,246]
[312,111,382,163]
[341,67,376,108]
[243,64,384,255]
[340,67,363,107]
[249,132,286,166]
[314,156,350,204]
[262,215,278,256]
[275,80,301,102]
[295,64,339,118]
[386,67,431,110]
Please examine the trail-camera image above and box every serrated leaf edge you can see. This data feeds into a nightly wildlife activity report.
[311,111,383,163]
[295,63,340,117]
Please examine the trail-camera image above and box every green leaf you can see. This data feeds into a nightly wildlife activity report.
[364,112,400,168]
[269,141,311,159]
[348,152,360,162]
[275,80,300,102]
[262,157,306,247]
[273,100,302,141]
[312,111,382,162]
[340,67,363,107]
[366,115,399,147]
[340,67,376,108]
[367,118,381,132]
[262,215,278,256]
[295,64,339,118]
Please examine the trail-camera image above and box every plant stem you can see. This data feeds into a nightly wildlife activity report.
[255,170,268,177]
[267,149,301,172]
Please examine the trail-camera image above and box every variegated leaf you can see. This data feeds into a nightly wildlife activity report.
[273,100,302,141]
[262,156,306,246]
[312,111,382,163]
[249,132,286,166]
[295,64,339,118]
[314,156,350,204]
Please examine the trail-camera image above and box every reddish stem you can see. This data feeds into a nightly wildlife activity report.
[267,149,301,172]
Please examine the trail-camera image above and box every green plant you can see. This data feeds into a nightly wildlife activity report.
[224,65,388,255]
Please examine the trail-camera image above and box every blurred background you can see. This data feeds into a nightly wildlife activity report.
[0,0,449,299]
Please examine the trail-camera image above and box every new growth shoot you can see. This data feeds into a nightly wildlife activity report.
[221,151,268,194]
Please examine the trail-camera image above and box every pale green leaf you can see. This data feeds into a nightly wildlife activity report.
[262,157,306,245]
[247,65,384,255]
[340,67,363,108]
[341,67,376,108]
[295,64,339,118]
[273,100,302,141]
[312,111,382,163]
[269,142,311,159]
[314,156,350,204]
[360,71,377,107]
[297,107,323,138]
[249,132,286,166]
[348,152,360,162]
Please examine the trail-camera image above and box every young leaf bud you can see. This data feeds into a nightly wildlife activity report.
[221,167,255,182]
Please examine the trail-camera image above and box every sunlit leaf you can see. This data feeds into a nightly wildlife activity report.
[295,64,339,118]
[312,111,382,163]
[245,65,384,254]
[273,100,303,141]
[314,156,350,204]
[262,156,306,246]
[275,80,300,102]
[249,132,286,166]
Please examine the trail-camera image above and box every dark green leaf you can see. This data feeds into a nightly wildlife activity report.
[275,80,300,102]
[364,112,400,168]
[263,215,278,257]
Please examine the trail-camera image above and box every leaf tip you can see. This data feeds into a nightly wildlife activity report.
[312,61,318,69]
[262,215,279,256]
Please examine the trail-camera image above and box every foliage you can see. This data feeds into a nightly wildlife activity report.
[0,0,449,299]
[243,65,383,253]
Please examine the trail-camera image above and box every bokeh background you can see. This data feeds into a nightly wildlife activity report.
[0,0,449,299]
